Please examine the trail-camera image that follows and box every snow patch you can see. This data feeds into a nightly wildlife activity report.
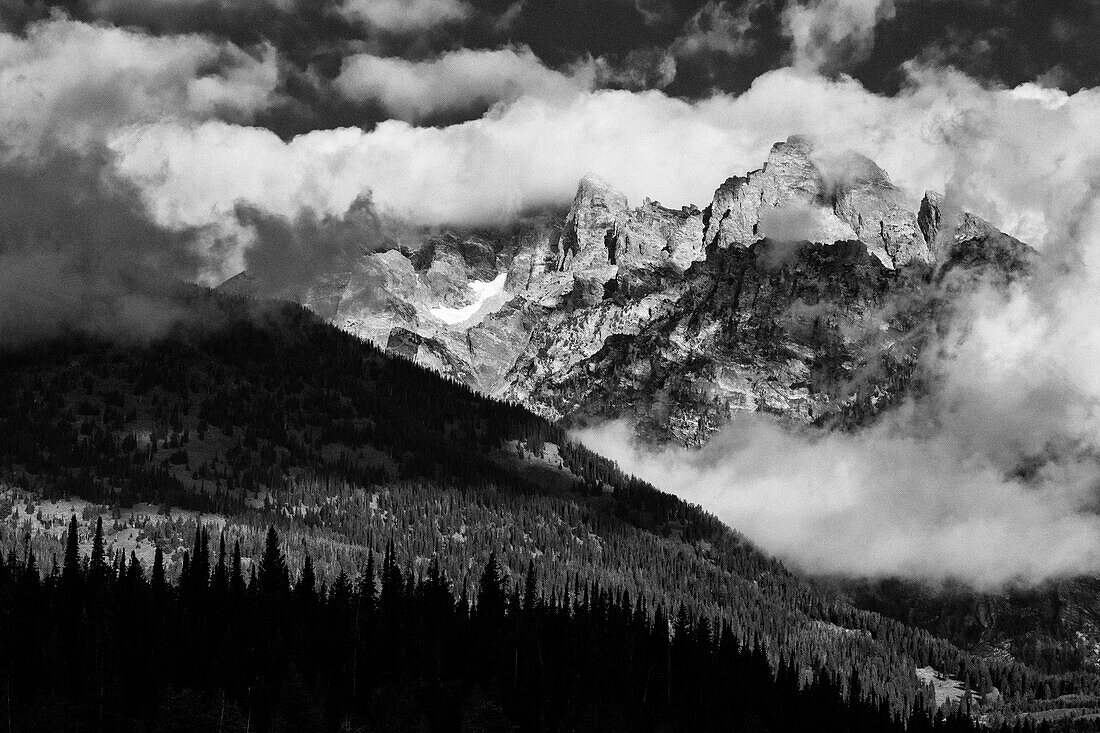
[431,272,507,326]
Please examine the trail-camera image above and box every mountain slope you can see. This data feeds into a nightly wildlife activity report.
[1,288,1097,729]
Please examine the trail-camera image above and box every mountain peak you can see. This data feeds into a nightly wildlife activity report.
[558,173,629,272]
[574,172,621,198]
[704,136,933,268]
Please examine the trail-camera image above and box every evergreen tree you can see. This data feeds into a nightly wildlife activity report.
[89,516,107,588]
[296,555,315,603]
[358,549,377,618]
[127,551,142,585]
[62,514,81,595]
[211,533,228,600]
[152,546,168,603]
[189,523,210,599]
[477,551,506,623]
[523,559,539,613]
[258,526,289,599]
[380,539,402,615]
[229,540,246,602]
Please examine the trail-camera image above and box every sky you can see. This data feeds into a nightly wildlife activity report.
[3,0,1100,585]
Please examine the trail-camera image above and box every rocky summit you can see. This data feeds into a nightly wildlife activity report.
[222,136,1031,446]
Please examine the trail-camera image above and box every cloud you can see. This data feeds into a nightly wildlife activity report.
[109,91,757,228]
[853,1,1100,95]
[672,0,762,59]
[782,0,895,72]
[0,149,209,346]
[107,63,1100,245]
[0,17,281,158]
[334,46,592,122]
[758,202,839,241]
[87,0,295,14]
[0,18,284,342]
[663,0,786,97]
[590,47,678,91]
[338,0,472,33]
[574,417,1100,587]
[233,195,397,302]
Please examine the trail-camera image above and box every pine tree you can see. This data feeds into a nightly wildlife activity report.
[230,540,246,602]
[211,532,228,600]
[89,516,107,584]
[523,560,538,613]
[190,523,210,599]
[296,555,315,603]
[380,539,402,614]
[152,546,168,604]
[258,526,289,599]
[358,549,377,618]
[62,514,81,596]
[126,551,142,585]
[477,551,506,623]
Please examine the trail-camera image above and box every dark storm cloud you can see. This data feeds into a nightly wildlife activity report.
[0,149,208,346]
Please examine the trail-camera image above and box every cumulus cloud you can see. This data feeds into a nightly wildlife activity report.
[0,17,280,157]
[338,0,472,33]
[109,91,751,228]
[107,63,1100,244]
[335,47,592,122]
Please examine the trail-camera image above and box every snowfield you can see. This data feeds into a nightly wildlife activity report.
[431,272,507,326]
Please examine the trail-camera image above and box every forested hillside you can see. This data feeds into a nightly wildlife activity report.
[0,520,993,731]
[0,288,1097,730]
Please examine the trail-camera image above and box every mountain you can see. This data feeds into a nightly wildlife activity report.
[212,136,1100,701]
[222,135,1032,446]
[1,290,1096,729]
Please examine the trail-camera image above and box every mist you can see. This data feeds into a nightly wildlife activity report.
[574,412,1100,589]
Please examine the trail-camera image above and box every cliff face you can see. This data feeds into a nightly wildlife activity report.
[223,136,1030,446]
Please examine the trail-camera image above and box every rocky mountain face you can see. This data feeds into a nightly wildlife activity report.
[222,135,1031,446]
